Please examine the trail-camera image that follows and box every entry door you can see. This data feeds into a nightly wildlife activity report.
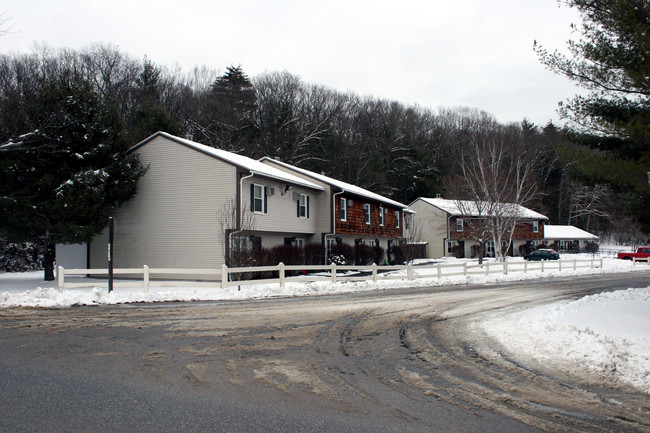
[457,240,465,258]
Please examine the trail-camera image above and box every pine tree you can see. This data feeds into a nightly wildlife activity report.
[535,0,650,232]
[0,73,146,280]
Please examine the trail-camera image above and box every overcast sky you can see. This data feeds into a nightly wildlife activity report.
[2,0,583,126]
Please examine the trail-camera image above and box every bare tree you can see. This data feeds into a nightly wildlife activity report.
[216,199,256,270]
[450,123,545,262]
[566,181,610,230]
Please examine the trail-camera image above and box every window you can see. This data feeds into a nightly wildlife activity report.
[293,238,305,248]
[251,183,266,213]
[486,241,495,256]
[456,218,464,232]
[297,194,309,218]
[339,197,348,221]
[395,211,400,228]
[405,214,411,230]
[447,240,457,255]
[363,204,371,224]
[532,220,539,233]
[379,205,385,226]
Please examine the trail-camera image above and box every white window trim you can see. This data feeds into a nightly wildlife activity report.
[379,205,385,226]
[253,183,266,214]
[456,218,464,232]
[364,203,371,225]
[298,193,308,219]
[339,197,348,221]
[532,220,539,233]
[395,211,400,228]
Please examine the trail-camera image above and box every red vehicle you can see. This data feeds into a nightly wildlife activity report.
[617,247,650,261]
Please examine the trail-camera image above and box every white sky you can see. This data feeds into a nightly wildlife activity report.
[2,0,583,125]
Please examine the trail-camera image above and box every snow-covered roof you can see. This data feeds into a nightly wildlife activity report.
[131,132,323,191]
[415,197,548,220]
[260,157,408,209]
[544,225,598,240]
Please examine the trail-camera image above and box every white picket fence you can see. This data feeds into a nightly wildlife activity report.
[56,257,613,293]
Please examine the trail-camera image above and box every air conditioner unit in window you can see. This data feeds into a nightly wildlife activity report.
[347,199,353,207]
[293,192,300,201]
[267,187,275,196]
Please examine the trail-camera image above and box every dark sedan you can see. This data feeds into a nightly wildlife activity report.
[524,248,560,261]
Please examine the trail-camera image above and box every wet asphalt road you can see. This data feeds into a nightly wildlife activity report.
[1,272,648,432]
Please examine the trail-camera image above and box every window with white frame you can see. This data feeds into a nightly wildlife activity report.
[251,184,266,213]
[532,220,539,233]
[395,211,400,228]
[297,193,309,218]
[339,197,348,221]
[447,240,457,255]
[405,214,411,230]
[456,218,464,232]
[486,241,495,256]
[364,203,371,224]
[293,237,305,248]
[378,205,385,226]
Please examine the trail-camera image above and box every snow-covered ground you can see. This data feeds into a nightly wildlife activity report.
[1,253,649,394]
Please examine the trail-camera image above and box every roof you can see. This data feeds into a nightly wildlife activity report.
[414,197,548,220]
[544,225,598,240]
[260,157,408,209]
[131,132,323,191]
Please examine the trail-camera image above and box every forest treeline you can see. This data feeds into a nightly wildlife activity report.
[0,43,647,245]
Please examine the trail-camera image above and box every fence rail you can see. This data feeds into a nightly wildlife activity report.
[52,256,632,293]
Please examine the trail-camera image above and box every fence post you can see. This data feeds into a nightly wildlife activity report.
[600,258,604,268]
[279,262,285,288]
[437,263,441,279]
[372,263,377,282]
[331,263,337,284]
[524,261,527,273]
[591,256,594,269]
[143,265,150,293]
[573,259,577,271]
[463,262,467,276]
[559,260,562,272]
[57,266,64,293]
[407,263,413,280]
[221,264,228,289]
[504,261,508,275]
[541,260,544,272]
[485,262,490,276]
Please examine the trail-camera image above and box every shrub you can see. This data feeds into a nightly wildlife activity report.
[387,245,406,265]
[354,244,374,265]
[372,245,385,264]
[584,242,599,253]
[330,243,354,264]
[304,243,325,265]
[272,244,304,265]
[0,240,41,272]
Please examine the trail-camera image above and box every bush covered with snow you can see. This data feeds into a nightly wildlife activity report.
[0,239,41,272]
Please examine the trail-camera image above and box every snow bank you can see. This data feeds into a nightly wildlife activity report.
[483,287,650,394]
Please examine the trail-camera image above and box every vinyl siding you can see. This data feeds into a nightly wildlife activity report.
[409,199,448,258]
[242,178,318,235]
[89,135,237,269]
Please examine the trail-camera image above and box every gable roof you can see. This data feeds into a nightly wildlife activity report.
[544,225,598,240]
[414,197,548,220]
[131,132,323,191]
[259,157,408,209]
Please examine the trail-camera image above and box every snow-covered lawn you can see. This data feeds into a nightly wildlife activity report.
[1,253,649,394]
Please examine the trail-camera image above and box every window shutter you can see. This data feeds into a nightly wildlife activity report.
[297,198,300,217]
[307,196,310,218]
[250,183,254,211]
[263,187,267,213]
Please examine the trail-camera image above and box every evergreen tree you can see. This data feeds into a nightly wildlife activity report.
[535,0,650,232]
[0,73,146,280]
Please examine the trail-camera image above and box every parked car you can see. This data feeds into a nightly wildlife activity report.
[617,247,650,261]
[524,248,560,261]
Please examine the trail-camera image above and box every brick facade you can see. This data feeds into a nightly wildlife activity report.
[335,196,403,238]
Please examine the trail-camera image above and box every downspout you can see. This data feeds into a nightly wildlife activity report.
[227,172,254,265]
[324,190,344,264]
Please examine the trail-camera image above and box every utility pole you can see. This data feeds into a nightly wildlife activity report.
[108,217,114,293]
